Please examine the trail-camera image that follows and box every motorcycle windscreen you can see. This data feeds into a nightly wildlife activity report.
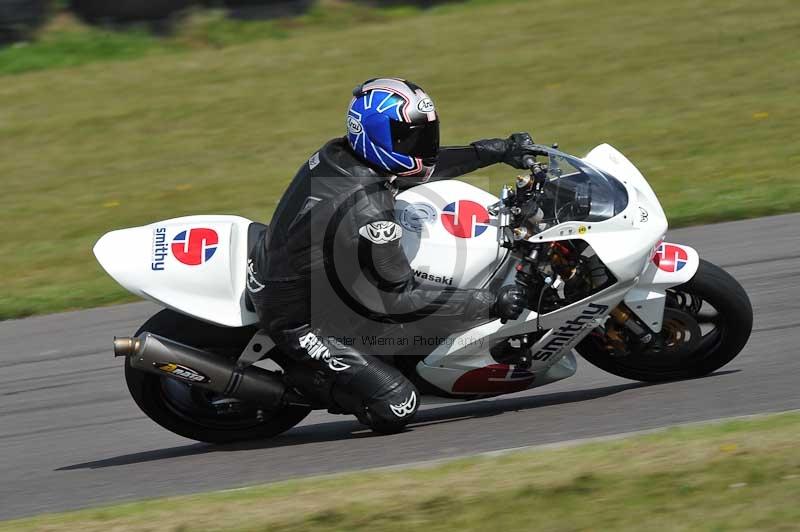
[537,152,629,228]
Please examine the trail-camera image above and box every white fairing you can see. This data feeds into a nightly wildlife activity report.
[411,144,701,394]
[93,215,258,327]
[396,180,508,289]
[582,144,699,332]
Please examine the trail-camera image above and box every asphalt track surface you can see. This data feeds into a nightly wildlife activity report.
[2,214,799,520]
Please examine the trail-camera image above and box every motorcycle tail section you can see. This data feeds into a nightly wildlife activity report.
[93,215,259,327]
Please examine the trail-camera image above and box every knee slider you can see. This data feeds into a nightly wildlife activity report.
[363,378,419,433]
[331,360,419,433]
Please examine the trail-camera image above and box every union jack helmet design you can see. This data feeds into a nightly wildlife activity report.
[346,78,440,183]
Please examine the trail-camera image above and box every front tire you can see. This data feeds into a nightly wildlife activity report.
[577,259,753,382]
[125,310,311,443]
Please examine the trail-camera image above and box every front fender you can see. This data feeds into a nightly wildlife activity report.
[624,242,700,333]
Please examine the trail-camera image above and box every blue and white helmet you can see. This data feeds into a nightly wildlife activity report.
[346,78,439,184]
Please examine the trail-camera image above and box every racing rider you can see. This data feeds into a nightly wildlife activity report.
[248,78,538,433]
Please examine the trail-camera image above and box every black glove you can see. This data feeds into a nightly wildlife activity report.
[492,285,527,321]
[472,132,538,170]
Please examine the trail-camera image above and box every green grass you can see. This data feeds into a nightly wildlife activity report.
[1,0,799,319]
[3,411,800,531]
[0,27,169,75]
[0,3,428,76]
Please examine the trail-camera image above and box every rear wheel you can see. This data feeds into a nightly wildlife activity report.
[125,310,311,443]
[577,259,753,382]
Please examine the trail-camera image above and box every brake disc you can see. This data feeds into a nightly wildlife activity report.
[658,307,703,357]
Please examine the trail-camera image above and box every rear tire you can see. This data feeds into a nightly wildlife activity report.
[125,310,311,443]
[577,259,753,382]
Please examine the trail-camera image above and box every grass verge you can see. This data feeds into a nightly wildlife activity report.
[1,0,799,319]
[3,411,800,531]
[0,2,430,76]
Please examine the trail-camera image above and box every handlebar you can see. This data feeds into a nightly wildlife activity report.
[522,154,537,169]
[522,144,555,169]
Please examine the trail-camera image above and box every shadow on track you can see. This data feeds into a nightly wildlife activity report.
[57,370,740,471]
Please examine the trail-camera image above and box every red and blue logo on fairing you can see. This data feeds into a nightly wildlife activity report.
[171,228,219,266]
[441,200,490,238]
[452,364,535,394]
[653,243,688,272]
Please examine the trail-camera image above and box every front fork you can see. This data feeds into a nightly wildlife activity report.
[601,303,660,356]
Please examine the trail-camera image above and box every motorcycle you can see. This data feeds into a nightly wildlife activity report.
[94,143,753,442]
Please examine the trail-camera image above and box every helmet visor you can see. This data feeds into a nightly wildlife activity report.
[389,119,440,159]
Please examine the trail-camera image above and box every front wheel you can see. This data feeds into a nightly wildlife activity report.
[577,259,753,382]
[125,310,311,444]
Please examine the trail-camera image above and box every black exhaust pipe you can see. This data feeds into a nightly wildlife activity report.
[114,333,286,406]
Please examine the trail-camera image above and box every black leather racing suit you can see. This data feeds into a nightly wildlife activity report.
[248,137,510,432]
